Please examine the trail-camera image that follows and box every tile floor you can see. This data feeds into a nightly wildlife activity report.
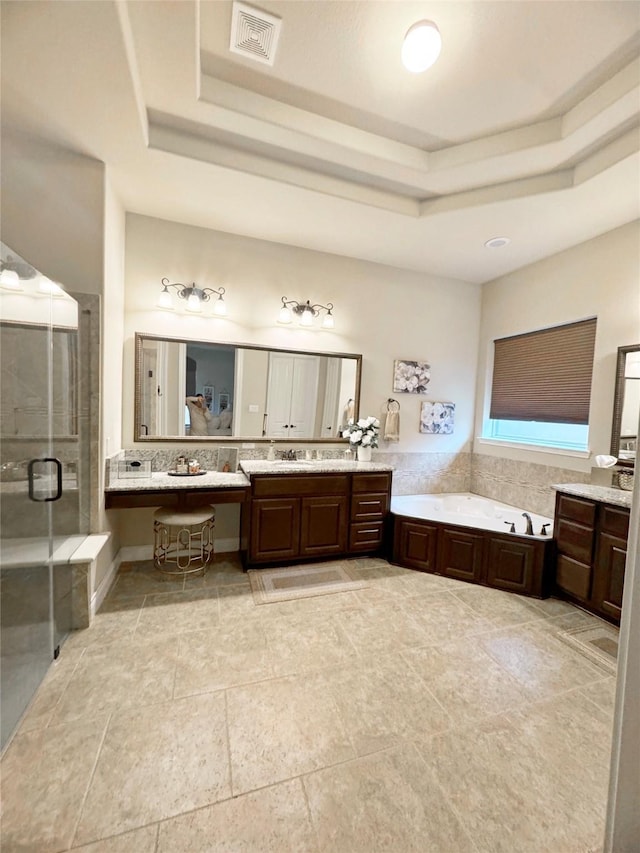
[1,555,617,853]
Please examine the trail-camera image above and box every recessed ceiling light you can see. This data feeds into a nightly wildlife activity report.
[484,237,511,249]
[402,20,441,73]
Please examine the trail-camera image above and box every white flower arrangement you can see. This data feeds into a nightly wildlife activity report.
[342,416,380,448]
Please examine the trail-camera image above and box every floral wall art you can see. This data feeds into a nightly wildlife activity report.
[420,401,455,434]
[393,359,431,394]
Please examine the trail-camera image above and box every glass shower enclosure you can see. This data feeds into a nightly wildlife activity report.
[0,244,87,750]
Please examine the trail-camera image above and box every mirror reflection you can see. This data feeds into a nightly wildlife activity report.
[135,333,361,442]
[610,343,640,466]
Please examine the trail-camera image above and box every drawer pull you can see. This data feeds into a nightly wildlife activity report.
[358,529,379,535]
[359,501,379,506]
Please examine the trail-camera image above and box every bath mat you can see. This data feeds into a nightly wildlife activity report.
[557,623,619,675]
[248,561,366,604]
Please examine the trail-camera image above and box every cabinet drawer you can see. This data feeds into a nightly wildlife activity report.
[352,473,391,494]
[556,518,594,565]
[556,494,596,527]
[556,554,592,601]
[349,521,384,551]
[252,474,349,498]
[351,492,388,522]
[599,505,630,539]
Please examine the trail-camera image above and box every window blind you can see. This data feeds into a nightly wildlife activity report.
[490,318,597,424]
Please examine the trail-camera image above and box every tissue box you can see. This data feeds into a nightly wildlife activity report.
[117,460,152,479]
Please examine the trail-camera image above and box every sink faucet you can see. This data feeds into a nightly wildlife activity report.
[522,512,534,535]
[280,449,297,461]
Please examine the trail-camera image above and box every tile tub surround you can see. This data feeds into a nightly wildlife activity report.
[471,453,592,518]
[1,554,616,852]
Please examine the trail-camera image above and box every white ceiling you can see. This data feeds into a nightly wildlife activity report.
[2,0,639,284]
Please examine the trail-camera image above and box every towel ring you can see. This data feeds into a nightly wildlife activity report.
[387,398,400,412]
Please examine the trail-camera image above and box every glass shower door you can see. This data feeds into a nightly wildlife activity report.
[0,245,79,750]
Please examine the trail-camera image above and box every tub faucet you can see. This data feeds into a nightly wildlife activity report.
[522,512,534,535]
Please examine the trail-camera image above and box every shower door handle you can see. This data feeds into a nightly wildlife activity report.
[28,457,63,502]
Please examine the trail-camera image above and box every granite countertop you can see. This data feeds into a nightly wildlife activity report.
[105,471,250,492]
[239,459,394,475]
[552,483,633,509]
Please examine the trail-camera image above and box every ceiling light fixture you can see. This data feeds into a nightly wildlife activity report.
[0,254,36,290]
[402,20,441,73]
[484,237,511,249]
[278,297,335,329]
[157,278,227,315]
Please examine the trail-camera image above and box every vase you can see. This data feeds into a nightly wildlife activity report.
[357,445,372,462]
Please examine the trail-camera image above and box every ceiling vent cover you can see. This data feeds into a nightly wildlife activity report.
[230,2,282,66]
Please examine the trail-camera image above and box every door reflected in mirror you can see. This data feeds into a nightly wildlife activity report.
[610,343,640,466]
[135,333,361,442]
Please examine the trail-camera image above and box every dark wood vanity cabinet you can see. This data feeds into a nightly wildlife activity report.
[554,492,630,624]
[244,471,391,567]
[438,527,484,583]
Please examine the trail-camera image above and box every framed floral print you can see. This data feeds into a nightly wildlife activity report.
[393,359,431,394]
[420,401,455,434]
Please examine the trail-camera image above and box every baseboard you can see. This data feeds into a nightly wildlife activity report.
[118,537,240,566]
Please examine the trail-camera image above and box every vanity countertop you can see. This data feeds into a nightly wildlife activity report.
[105,471,250,492]
[239,459,394,476]
[552,482,633,509]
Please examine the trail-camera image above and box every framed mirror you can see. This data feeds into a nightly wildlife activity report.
[610,343,640,467]
[134,333,362,442]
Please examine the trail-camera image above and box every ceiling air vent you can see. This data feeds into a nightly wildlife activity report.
[229,2,282,66]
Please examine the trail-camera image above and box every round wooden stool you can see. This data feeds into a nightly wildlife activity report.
[153,506,215,575]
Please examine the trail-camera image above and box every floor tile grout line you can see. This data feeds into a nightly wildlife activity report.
[219,691,234,801]
[68,710,113,850]
[409,739,484,853]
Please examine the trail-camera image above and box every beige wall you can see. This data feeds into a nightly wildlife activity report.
[122,213,482,454]
[474,221,640,474]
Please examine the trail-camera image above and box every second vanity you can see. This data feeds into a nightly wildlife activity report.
[553,483,632,625]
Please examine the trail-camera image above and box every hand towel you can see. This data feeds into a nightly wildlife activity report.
[384,408,400,442]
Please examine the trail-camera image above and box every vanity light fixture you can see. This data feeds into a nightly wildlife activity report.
[157,278,227,315]
[402,20,441,73]
[278,297,335,329]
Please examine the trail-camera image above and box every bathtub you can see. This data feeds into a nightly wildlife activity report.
[390,492,555,598]
[390,492,553,538]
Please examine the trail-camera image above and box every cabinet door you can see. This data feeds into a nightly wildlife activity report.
[486,536,539,595]
[555,554,592,602]
[592,532,626,622]
[300,496,348,557]
[393,519,438,573]
[250,498,300,562]
[438,527,484,582]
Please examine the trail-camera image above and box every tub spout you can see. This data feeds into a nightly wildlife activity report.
[522,512,534,535]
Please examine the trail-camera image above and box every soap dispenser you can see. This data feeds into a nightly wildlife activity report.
[267,441,276,462]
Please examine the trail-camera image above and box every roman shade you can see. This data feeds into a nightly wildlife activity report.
[490,318,597,424]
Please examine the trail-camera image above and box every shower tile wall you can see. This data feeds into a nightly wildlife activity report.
[471,453,591,517]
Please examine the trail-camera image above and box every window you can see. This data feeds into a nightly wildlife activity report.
[483,318,597,451]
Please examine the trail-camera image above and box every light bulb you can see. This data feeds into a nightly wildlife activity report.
[157,287,174,310]
[402,20,441,73]
[0,269,21,290]
[299,308,314,327]
[213,295,227,316]
[278,306,292,324]
[187,291,201,312]
[322,312,334,329]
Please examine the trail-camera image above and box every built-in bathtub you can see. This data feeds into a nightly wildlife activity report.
[390,493,553,537]
[390,492,555,598]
